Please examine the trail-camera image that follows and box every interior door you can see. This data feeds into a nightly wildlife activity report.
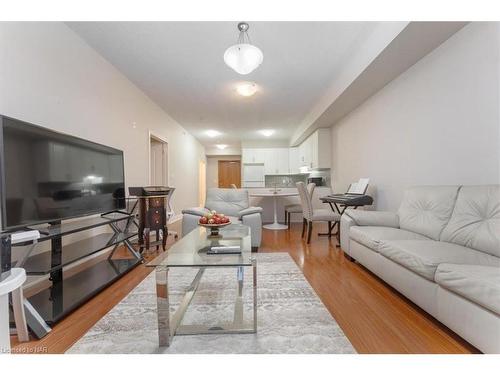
[218,160,241,188]
[150,137,168,186]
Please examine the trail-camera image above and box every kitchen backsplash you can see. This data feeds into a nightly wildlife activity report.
[265,174,306,188]
[264,170,331,188]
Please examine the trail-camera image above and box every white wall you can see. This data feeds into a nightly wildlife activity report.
[0,22,206,219]
[331,22,500,211]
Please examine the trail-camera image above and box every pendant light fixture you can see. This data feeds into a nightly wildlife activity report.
[224,22,263,75]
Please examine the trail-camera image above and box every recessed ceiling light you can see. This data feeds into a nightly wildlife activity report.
[205,130,221,138]
[259,129,275,137]
[216,144,228,150]
[236,82,258,97]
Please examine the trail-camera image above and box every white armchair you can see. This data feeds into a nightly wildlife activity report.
[182,188,263,251]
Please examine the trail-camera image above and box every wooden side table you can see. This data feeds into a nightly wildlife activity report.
[137,195,168,252]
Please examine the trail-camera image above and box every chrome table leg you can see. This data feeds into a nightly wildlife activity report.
[156,262,257,347]
[156,266,170,347]
[252,258,257,332]
[233,266,244,326]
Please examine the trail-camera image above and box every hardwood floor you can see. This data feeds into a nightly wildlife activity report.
[11,223,479,354]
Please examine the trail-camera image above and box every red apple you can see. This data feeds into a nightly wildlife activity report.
[213,217,221,224]
[199,217,208,224]
[222,217,230,223]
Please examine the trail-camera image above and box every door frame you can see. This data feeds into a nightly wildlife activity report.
[148,131,169,186]
[198,159,206,207]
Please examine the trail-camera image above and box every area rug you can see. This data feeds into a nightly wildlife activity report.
[68,252,356,354]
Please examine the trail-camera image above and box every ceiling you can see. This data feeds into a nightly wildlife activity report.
[67,21,379,147]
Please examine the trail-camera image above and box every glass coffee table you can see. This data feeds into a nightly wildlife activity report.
[147,224,257,347]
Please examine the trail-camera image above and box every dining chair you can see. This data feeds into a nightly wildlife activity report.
[296,182,341,244]
[284,183,316,228]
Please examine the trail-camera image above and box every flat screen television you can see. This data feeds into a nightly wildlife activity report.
[0,115,125,230]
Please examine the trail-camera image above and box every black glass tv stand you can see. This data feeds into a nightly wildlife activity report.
[11,212,141,339]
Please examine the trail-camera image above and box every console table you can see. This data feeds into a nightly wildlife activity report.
[10,212,141,338]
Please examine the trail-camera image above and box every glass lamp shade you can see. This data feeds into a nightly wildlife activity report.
[224,43,263,75]
[236,82,258,97]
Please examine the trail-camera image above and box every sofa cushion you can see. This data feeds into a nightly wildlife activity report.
[440,185,500,258]
[345,209,399,228]
[349,226,430,252]
[435,264,500,315]
[398,186,460,240]
[378,240,500,281]
[205,188,249,217]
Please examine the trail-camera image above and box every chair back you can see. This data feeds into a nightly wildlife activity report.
[307,182,316,200]
[297,182,315,221]
[205,188,250,217]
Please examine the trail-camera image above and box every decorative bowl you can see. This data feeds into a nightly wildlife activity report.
[198,221,231,236]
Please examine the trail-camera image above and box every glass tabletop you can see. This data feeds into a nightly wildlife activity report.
[146,223,253,268]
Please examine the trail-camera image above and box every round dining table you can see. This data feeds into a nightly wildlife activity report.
[250,191,299,230]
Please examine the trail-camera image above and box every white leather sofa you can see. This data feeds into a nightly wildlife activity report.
[340,185,500,353]
[182,188,263,251]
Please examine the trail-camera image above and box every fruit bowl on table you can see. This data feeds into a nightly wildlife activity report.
[198,212,231,236]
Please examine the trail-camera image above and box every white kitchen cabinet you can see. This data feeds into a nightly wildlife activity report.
[264,151,275,175]
[310,131,319,169]
[242,148,255,163]
[241,148,249,163]
[243,148,289,174]
[298,137,312,168]
[296,128,331,170]
[263,148,288,175]
[242,148,267,164]
[253,149,267,164]
[288,147,300,174]
[275,148,289,174]
[312,128,331,169]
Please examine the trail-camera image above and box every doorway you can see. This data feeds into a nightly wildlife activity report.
[198,159,206,206]
[218,160,241,188]
[149,134,168,186]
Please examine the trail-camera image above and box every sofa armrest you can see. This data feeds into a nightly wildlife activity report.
[344,209,399,228]
[181,207,210,217]
[238,206,263,218]
[340,214,355,255]
[240,212,262,249]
